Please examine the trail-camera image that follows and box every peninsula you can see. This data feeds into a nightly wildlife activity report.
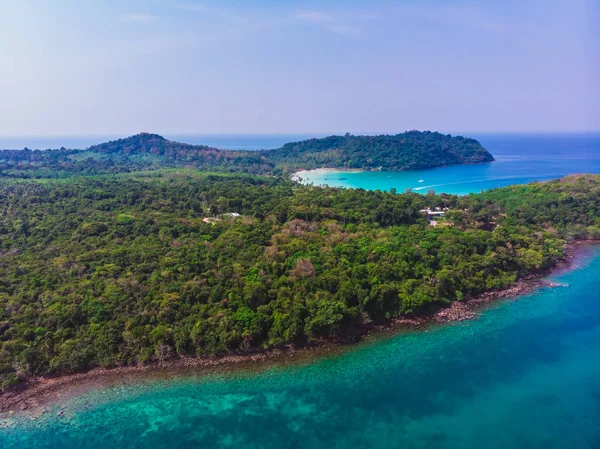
[0,156,598,391]
[0,131,494,178]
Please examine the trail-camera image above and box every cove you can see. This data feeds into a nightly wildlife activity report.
[296,133,600,194]
[2,246,600,448]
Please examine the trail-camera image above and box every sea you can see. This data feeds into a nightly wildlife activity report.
[2,246,600,449]
[295,133,600,194]
[1,133,600,448]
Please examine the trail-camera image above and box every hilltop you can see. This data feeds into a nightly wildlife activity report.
[0,131,494,178]
[261,131,494,171]
[89,131,494,172]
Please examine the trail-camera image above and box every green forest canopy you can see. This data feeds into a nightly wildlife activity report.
[0,131,493,179]
[0,171,598,389]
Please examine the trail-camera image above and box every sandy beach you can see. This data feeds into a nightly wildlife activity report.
[290,167,365,183]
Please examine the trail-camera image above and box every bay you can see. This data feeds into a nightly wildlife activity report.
[2,132,600,448]
[3,133,599,197]
[297,133,600,195]
[2,246,600,448]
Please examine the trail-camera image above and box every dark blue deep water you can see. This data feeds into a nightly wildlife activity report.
[2,247,600,448]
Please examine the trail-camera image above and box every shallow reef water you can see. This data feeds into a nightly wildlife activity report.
[298,133,600,195]
[2,247,600,448]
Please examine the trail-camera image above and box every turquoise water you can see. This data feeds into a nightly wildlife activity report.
[2,247,600,448]
[299,133,600,194]
[4,133,599,195]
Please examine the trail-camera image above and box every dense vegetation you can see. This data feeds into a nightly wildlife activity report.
[261,131,493,171]
[0,171,598,389]
[0,131,493,179]
[0,134,273,179]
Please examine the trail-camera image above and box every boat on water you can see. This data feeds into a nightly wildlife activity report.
[418,179,424,183]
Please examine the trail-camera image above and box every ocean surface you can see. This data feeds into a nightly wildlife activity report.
[297,133,600,194]
[2,246,600,448]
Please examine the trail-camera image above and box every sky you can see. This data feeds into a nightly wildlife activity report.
[0,0,598,136]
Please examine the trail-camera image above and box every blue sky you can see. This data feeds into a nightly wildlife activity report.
[1,0,598,135]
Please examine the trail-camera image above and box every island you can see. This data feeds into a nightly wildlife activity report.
[0,141,599,392]
[0,131,494,178]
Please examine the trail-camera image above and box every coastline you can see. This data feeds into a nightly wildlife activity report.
[1,240,597,418]
[289,159,496,186]
[290,167,365,183]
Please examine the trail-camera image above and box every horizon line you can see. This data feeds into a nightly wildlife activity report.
[1,130,599,139]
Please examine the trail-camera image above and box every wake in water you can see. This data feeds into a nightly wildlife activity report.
[411,173,569,191]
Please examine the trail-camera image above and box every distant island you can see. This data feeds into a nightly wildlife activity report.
[0,131,494,178]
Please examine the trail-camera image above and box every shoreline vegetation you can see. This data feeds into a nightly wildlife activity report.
[0,131,494,178]
[0,132,598,417]
[0,241,597,417]
[1,172,599,393]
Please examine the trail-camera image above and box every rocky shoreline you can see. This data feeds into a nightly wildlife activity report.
[1,241,596,418]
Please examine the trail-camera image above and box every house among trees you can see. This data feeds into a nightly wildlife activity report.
[419,208,446,218]
[419,208,447,226]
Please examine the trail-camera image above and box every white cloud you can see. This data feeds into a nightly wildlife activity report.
[122,14,160,24]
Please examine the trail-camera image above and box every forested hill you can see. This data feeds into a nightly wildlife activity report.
[0,173,598,388]
[0,131,493,178]
[261,131,494,170]
[88,133,207,155]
